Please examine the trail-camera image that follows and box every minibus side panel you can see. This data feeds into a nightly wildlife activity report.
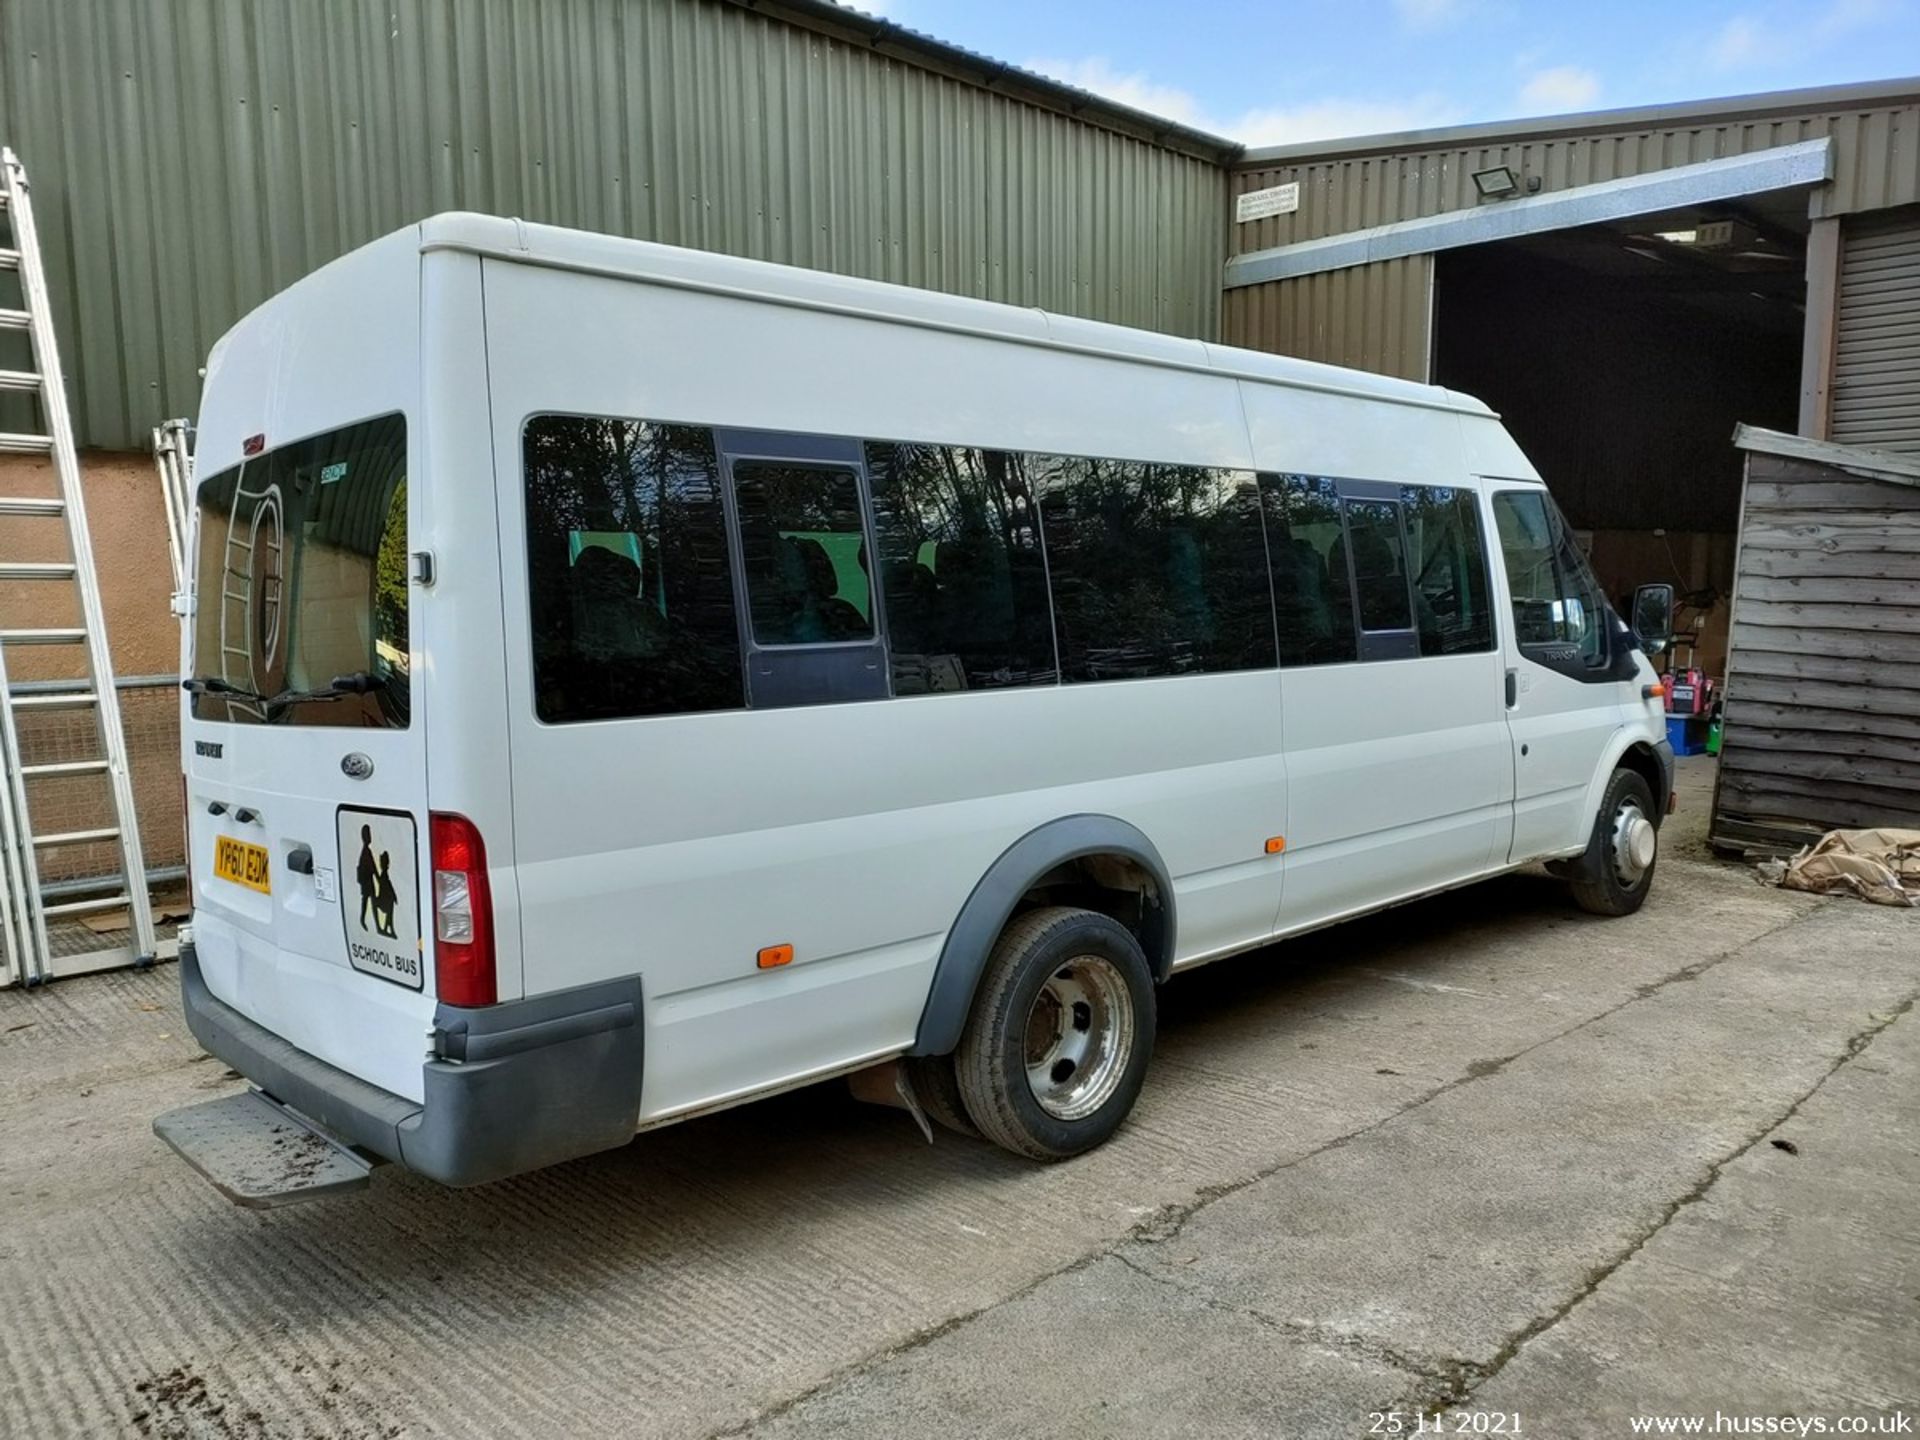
[1237,384,1515,934]
[482,259,1289,1122]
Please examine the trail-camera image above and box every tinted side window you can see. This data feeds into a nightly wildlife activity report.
[1260,475,1357,666]
[524,417,745,722]
[1343,500,1413,633]
[1402,486,1494,656]
[1492,490,1608,669]
[865,443,1056,692]
[1037,457,1275,681]
[731,462,874,645]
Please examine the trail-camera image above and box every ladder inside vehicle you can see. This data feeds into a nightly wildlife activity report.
[214,465,279,724]
[153,417,194,593]
[0,147,157,987]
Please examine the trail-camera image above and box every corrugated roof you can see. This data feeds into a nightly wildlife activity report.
[1238,75,1920,167]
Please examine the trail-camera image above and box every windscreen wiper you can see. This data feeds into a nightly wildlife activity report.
[263,672,387,713]
[181,673,385,712]
[180,676,271,704]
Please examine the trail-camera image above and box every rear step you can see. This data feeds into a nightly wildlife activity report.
[153,1089,378,1208]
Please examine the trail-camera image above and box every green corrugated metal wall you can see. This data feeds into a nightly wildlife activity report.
[0,0,1229,451]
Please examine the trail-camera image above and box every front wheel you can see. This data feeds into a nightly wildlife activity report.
[1568,768,1659,916]
[954,906,1156,1161]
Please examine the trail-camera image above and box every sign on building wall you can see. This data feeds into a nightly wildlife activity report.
[1236,182,1300,222]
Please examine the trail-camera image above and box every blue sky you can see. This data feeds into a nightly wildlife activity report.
[855,0,1919,146]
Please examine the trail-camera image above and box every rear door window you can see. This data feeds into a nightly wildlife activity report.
[190,414,410,727]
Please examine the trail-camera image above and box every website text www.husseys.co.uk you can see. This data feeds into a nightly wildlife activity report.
[1630,1414,1913,1436]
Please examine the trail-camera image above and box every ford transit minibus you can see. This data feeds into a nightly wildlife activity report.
[156,214,1674,1205]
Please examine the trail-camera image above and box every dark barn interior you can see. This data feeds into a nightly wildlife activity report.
[1433,204,1808,673]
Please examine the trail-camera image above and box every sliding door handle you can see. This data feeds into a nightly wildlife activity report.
[1504,668,1518,708]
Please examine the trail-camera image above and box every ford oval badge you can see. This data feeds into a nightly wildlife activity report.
[341,752,374,780]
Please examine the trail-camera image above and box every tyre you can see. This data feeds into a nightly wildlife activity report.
[954,905,1156,1161]
[904,1054,979,1137]
[1568,768,1659,916]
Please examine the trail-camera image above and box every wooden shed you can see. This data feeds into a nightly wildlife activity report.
[1712,425,1920,851]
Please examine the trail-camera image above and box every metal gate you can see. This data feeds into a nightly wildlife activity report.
[1832,207,1920,455]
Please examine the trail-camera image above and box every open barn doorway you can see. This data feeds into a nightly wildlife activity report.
[1431,202,1808,678]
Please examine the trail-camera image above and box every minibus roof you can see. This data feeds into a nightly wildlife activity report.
[416,212,1495,421]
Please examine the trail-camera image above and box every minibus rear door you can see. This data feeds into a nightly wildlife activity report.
[182,414,435,1102]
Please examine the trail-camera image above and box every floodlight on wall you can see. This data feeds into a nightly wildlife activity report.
[1471,165,1521,200]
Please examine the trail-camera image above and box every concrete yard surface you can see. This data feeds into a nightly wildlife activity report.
[1,758,1915,1439]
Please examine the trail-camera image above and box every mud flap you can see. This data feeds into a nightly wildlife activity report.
[154,1090,377,1208]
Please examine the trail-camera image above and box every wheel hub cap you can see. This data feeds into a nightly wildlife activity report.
[1612,801,1657,885]
[1023,954,1134,1122]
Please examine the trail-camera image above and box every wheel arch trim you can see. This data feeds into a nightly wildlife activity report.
[908,814,1176,1057]
[1584,727,1671,831]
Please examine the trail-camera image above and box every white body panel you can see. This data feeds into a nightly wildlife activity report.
[182,213,1667,1140]
[184,233,434,1103]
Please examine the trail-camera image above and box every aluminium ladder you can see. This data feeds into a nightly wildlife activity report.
[0,146,156,986]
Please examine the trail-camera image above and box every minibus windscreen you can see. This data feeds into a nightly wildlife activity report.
[188,414,410,727]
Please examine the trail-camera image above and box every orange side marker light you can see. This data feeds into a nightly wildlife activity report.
[1264,836,1286,855]
[1643,682,1666,701]
[757,943,794,969]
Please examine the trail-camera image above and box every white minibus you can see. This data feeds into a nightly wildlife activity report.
[156,214,1676,1205]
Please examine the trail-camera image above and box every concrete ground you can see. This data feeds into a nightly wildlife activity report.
[1,757,1914,1439]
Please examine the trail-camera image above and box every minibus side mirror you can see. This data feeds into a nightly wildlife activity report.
[1631,583,1675,656]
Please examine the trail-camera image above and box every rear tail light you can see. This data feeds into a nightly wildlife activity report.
[430,812,496,1007]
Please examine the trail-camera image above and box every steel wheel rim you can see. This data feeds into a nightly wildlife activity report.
[1611,797,1657,886]
[1023,954,1134,1122]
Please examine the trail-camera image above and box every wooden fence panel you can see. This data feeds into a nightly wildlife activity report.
[1712,439,1920,850]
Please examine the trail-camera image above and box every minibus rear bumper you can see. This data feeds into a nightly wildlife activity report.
[174,938,645,1189]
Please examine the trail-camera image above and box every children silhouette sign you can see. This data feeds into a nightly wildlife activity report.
[355,824,377,928]
[338,808,422,989]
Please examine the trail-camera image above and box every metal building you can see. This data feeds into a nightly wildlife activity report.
[0,0,1235,452]
[1225,78,1920,677]
[0,1,1916,903]
[0,0,1236,945]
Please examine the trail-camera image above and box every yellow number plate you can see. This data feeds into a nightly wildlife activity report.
[213,837,271,894]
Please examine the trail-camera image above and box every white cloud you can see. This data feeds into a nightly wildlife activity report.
[1710,14,1771,67]
[1518,65,1601,113]
[1027,57,1214,130]
[1230,96,1464,147]
[1028,55,1459,147]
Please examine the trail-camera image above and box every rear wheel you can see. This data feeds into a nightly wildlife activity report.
[1569,768,1659,916]
[904,1054,978,1137]
[955,906,1155,1161]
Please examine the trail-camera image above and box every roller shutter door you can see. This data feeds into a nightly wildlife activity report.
[1832,208,1920,453]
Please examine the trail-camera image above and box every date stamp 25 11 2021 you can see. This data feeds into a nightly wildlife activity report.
[1371,1413,1524,1435]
